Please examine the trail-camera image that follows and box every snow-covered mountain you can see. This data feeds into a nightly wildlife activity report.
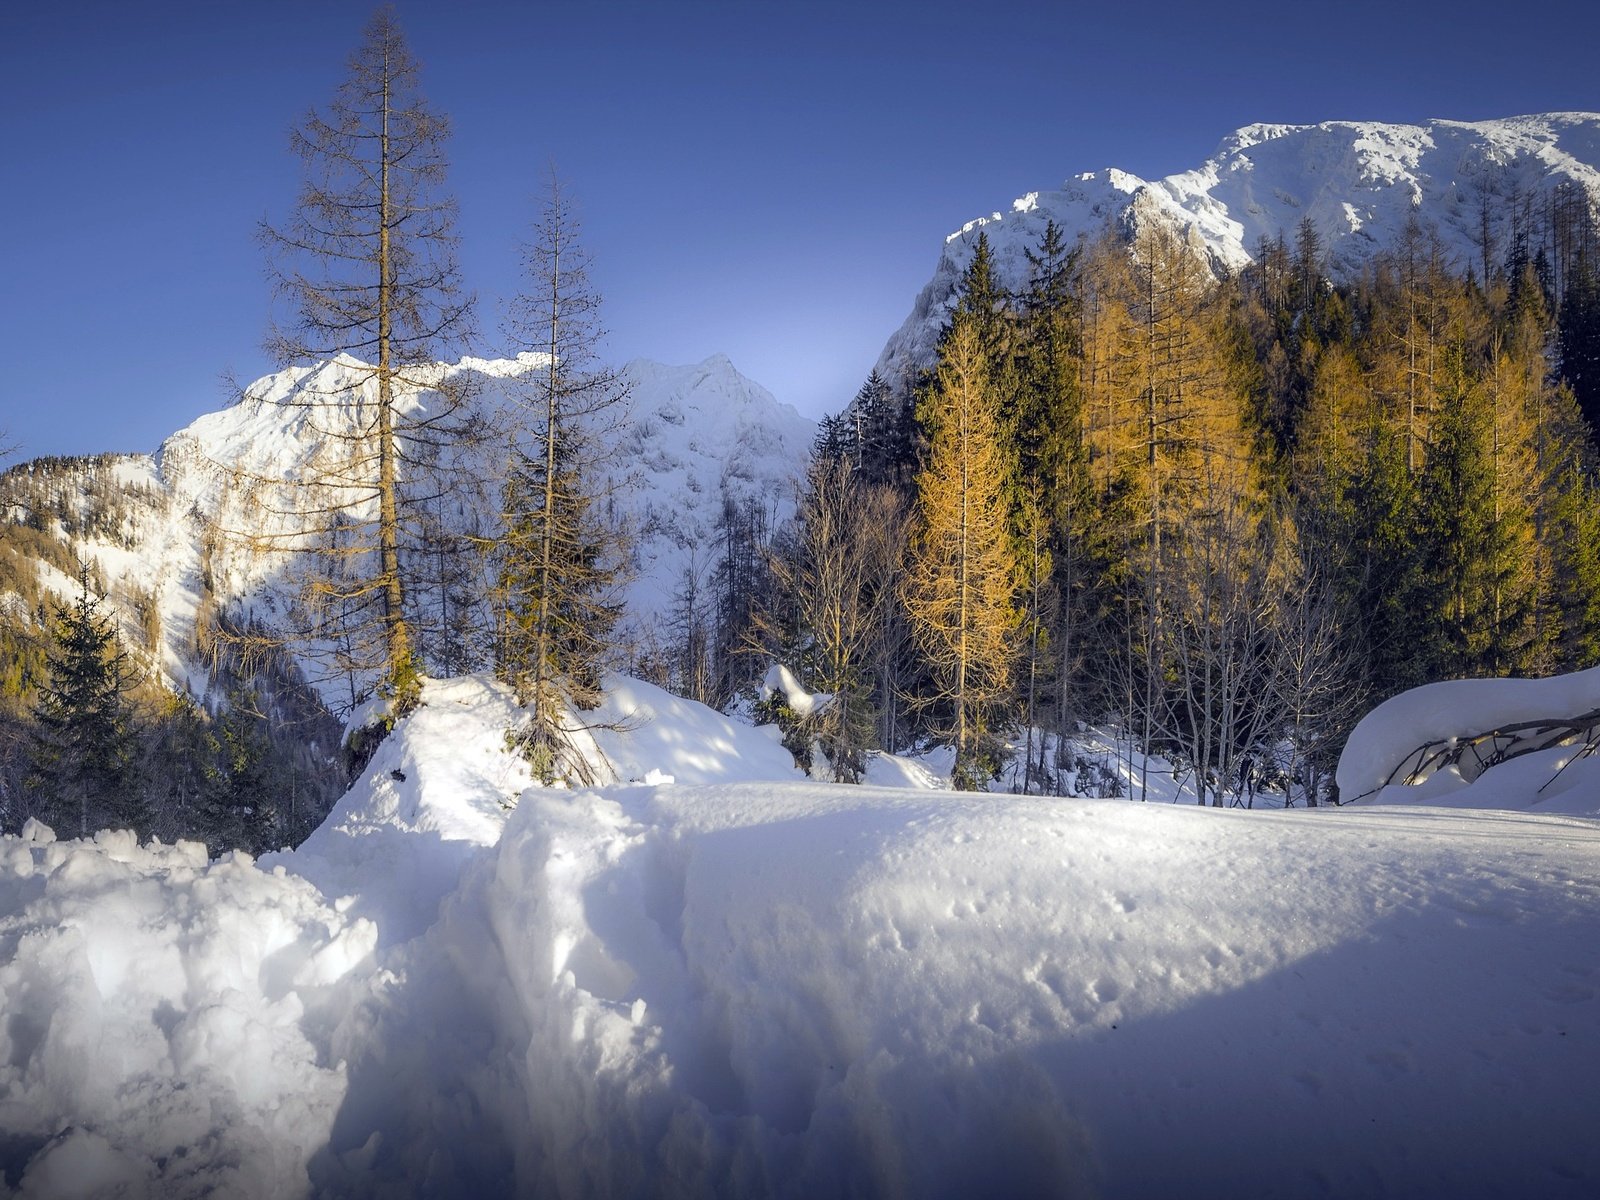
[1,352,811,710]
[878,112,1600,382]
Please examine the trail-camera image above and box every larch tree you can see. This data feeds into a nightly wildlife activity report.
[903,320,1020,789]
[495,172,630,782]
[258,7,475,715]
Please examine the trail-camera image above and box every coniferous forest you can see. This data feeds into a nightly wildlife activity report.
[787,203,1600,803]
[2,11,1600,849]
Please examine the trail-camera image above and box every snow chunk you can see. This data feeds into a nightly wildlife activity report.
[759,661,833,717]
[1337,665,1600,806]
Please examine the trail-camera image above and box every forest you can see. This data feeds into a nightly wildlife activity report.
[774,194,1600,801]
[2,10,1600,849]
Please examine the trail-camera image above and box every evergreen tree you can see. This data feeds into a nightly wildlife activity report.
[710,489,774,703]
[1546,461,1600,668]
[29,568,142,836]
[952,231,1009,367]
[1558,255,1600,441]
[496,173,629,781]
[211,698,281,854]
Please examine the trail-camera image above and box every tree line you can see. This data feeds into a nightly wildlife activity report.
[760,201,1600,800]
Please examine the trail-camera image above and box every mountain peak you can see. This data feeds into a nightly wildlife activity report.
[877,112,1600,385]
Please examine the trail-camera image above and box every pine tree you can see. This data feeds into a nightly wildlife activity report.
[212,698,281,854]
[29,568,142,837]
[496,173,629,781]
[1545,460,1600,669]
[258,7,475,714]
[904,321,1020,788]
[1558,254,1600,441]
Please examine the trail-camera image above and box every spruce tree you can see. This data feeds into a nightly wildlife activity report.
[29,568,142,837]
[1558,256,1600,441]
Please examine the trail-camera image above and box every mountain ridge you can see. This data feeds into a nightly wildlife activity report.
[0,353,812,713]
[877,112,1600,384]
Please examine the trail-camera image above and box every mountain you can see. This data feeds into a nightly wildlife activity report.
[877,112,1600,383]
[0,353,812,713]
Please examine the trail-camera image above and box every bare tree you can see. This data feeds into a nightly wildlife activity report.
[760,455,905,781]
[1272,548,1363,807]
[255,7,475,713]
[1157,470,1280,807]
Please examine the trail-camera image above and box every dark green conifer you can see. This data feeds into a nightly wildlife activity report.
[29,567,143,836]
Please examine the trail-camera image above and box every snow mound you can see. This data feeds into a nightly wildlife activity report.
[271,674,534,948]
[582,672,807,786]
[7,673,1600,1196]
[410,784,1600,1197]
[1337,666,1600,812]
[759,661,833,717]
[0,829,369,1197]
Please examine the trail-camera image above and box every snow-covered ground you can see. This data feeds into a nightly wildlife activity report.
[3,673,1599,1197]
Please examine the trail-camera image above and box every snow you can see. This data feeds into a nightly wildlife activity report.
[878,112,1600,385]
[0,831,364,1197]
[1337,665,1600,811]
[758,661,832,718]
[7,350,810,714]
[3,671,1599,1195]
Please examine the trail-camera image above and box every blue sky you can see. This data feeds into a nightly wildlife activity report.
[3,0,1598,458]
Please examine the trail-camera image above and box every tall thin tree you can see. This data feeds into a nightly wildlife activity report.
[904,321,1020,788]
[495,172,630,779]
[258,7,475,713]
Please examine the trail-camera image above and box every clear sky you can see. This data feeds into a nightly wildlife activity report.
[3,0,1598,459]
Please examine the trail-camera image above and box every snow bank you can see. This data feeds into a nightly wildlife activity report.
[7,673,1600,1197]
[398,784,1600,1198]
[581,673,805,786]
[0,825,369,1197]
[1336,665,1600,809]
[271,674,533,948]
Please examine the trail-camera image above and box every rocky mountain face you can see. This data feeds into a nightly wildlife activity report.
[0,354,812,714]
[876,113,1600,383]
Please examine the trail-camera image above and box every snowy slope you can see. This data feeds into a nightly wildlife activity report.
[4,673,1598,1197]
[878,112,1600,382]
[612,356,812,629]
[1337,665,1600,813]
[2,352,810,710]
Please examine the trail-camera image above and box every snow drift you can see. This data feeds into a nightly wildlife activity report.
[1337,665,1600,812]
[4,674,1600,1197]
